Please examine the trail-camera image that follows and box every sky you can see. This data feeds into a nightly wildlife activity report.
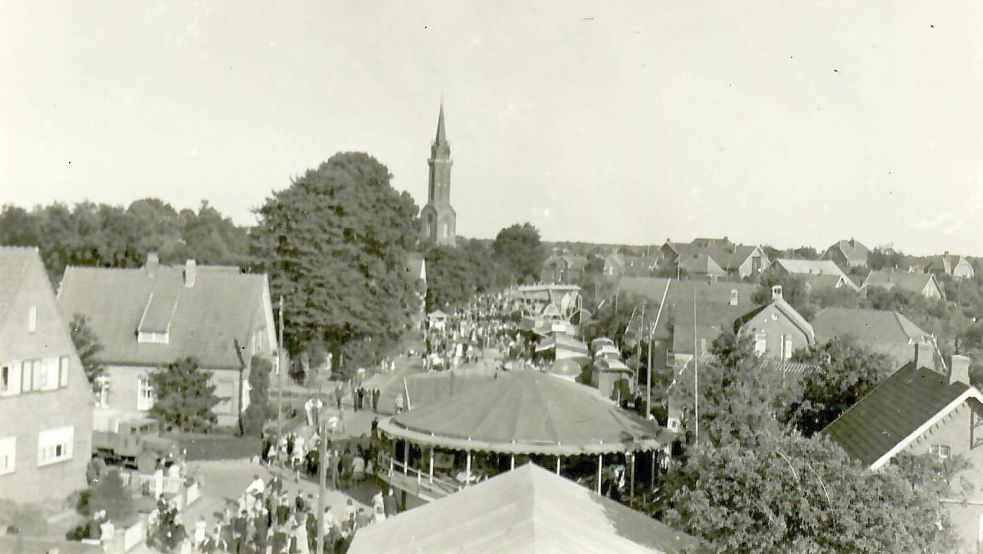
[2,1,983,256]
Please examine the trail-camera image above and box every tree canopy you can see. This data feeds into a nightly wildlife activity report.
[424,239,505,311]
[251,152,420,370]
[149,357,220,433]
[492,222,545,284]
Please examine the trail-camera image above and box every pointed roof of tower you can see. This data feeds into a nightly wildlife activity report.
[435,102,447,144]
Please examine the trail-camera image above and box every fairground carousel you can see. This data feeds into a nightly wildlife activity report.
[375,367,674,506]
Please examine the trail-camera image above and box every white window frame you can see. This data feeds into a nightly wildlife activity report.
[782,335,794,361]
[0,436,15,475]
[137,376,154,411]
[21,360,36,393]
[95,375,111,409]
[754,331,767,357]
[37,426,73,466]
[929,444,951,460]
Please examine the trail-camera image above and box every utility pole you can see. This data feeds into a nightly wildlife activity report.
[277,295,284,441]
[693,289,699,448]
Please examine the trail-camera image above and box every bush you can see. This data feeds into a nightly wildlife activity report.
[79,470,136,526]
[241,355,273,437]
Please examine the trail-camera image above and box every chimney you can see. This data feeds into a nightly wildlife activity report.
[730,289,738,306]
[849,238,856,248]
[146,252,160,278]
[184,259,197,288]
[950,355,970,386]
[914,342,935,370]
[772,285,783,300]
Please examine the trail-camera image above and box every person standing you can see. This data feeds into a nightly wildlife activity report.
[334,384,343,411]
[232,509,248,554]
[383,488,398,518]
[371,388,380,413]
[394,392,405,414]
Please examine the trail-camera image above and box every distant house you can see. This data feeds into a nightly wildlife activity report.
[926,253,975,280]
[824,355,983,553]
[616,277,809,374]
[0,247,92,504]
[862,269,945,300]
[733,286,816,360]
[541,251,587,284]
[812,307,935,371]
[769,258,861,291]
[602,251,626,278]
[823,238,870,268]
[660,237,768,279]
[57,254,277,428]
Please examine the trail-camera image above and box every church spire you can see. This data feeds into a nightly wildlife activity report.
[435,103,447,144]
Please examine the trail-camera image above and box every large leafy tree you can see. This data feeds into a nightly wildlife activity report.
[250,152,420,370]
[149,357,220,433]
[69,314,104,390]
[492,222,545,284]
[787,337,892,436]
[425,239,505,311]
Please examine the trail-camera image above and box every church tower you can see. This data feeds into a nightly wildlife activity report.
[420,103,457,246]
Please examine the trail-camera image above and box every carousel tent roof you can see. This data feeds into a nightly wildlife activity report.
[548,357,586,378]
[347,463,708,554]
[404,367,501,410]
[380,370,667,455]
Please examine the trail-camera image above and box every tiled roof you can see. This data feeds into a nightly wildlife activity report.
[0,246,38,322]
[668,241,760,272]
[863,270,941,296]
[824,362,973,467]
[773,258,847,277]
[801,274,852,291]
[829,239,870,263]
[813,307,931,345]
[57,263,269,369]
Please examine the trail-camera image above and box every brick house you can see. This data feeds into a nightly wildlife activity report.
[0,247,92,504]
[733,286,815,360]
[57,254,277,428]
[825,355,983,552]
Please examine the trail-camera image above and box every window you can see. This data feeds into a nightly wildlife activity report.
[37,426,73,466]
[1,362,20,396]
[28,306,37,333]
[59,357,69,387]
[21,360,36,393]
[0,437,14,475]
[137,331,169,344]
[754,331,767,357]
[782,335,794,361]
[94,375,110,409]
[0,366,8,394]
[929,444,951,460]
[137,377,154,411]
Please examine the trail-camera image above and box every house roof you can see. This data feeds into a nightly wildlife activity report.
[617,277,760,346]
[667,241,761,272]
[0,246,39,322]
[57,263,269,369]
[926,255,974,276]
[773,258,847,278]
[863,270,942,297]
[824,362,978,468]
[801,273,855,291]
[812,307,932,345]
[347,463,708,554]
[380,370,665,456]
[828,239,870,263]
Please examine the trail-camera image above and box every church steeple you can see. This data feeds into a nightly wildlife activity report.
[421,102,456,247]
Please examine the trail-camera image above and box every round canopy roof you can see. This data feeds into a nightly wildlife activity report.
[379,370,667,456]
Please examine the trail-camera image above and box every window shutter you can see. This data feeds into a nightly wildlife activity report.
[21,361,32,393]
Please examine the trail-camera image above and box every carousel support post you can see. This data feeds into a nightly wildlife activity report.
[629,452,635,500]
[650,450,656,487]
[555,456,560,475]
[465,451,472,486]
[510,455,515,470]
[596,454,603,495]
[403,441,409,475]
[429,448,434,483]
[389,442,395,475]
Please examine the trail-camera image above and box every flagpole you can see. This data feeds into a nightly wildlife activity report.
[277,295,284,442]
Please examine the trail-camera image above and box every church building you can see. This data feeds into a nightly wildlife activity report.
[420,104,457,247]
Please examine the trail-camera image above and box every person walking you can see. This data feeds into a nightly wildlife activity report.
[334,383,343,411]
[371,388,380,413]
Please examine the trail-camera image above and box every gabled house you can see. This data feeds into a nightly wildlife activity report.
[926,252,976,280]
[602,251,626,278]
[733,286,816,360]
[862,269,945,300]
[812,307,935,371]
[768,258,861,291]
[57,254,277,428]
[0,247,92,504]
[541,250,588,284]
[660,238,768,279]
[824,355,983,552]
[823,238,870,268]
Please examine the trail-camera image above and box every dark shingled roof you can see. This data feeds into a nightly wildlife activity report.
[863,270,943,298]
[57,264,270,369]
[813,307,930,344]
[824,362,972,467]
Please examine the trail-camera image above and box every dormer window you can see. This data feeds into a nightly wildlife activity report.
[929,444,951,460]
[28,306,37,333]
[137,331,169,344]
